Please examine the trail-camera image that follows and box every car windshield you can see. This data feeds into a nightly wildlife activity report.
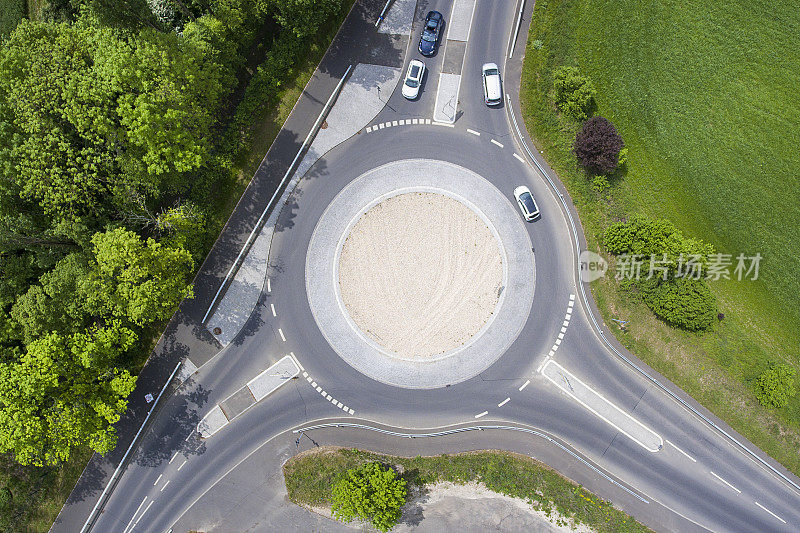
[422,30,436,41]
[485,68,499,76]
[520,192,535,212]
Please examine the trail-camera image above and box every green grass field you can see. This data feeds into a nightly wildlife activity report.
[521,0,800,474]
[284,448,651,532]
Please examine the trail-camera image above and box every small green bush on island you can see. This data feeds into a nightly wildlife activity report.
[330,462,407,532]
[755,364,797,409]
[284,449,652,533]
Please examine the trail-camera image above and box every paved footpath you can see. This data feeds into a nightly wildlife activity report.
[50,1,406,531]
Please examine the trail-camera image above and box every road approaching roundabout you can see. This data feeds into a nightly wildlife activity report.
[57,1,800,532]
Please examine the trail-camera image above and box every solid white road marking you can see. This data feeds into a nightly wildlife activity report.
[513,153,525,163]
[665,439,696,462]
[124,497,148,533]
[132,500,154,530]
[177,459,187,471]
[160,479,170,492]
[432,121,455,127]
[290,352,304,371]
[270,303,276,317]
[519,380,530,391]
[498,397,510,407]
[490,139,504,148]
[278,328,286,341]
[467,128,481,136]
[754,501,786,523]
[475,411,488,418]
[542,360,663,452]
[710,471,741,493]
[154,474,163,485]
[169,452,179,464]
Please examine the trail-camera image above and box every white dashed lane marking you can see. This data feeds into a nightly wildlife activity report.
[475,411,488,418]
[177,459,187,471]
[267,278,271,293]
[490,138,504,148]
[498,397,510,407]
[467,128,480,136]
[169,452,179,464]
[303,369,355,415]
[754,502,786,524]
[270,303,276,317]
[513,153,525,163]
[153,474,162,486]
[519,379,530,391]
[710,471,741,494]
[160,479,170,492]
[278,328,286,342]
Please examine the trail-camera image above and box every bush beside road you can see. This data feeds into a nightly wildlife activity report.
[284,448,651,533]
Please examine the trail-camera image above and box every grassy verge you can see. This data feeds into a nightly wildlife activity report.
[284,447,651,532]
[520,0,800,475]
[0,4,353,531]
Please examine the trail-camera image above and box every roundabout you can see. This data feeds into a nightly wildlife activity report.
[306,158,535,388]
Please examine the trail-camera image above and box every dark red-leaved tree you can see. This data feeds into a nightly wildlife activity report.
[574,116,624,174]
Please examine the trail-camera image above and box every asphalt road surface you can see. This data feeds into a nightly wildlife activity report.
[53,1,800,532]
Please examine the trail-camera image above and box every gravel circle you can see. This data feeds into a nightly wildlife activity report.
[338,192,503,360]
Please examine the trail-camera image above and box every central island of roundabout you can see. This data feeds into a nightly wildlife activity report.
[306,159,535,388]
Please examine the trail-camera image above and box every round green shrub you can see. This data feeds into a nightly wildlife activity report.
[552,66,596,121]
[331,462,407,532]
[639,278,717,331]
[755,363,797,409]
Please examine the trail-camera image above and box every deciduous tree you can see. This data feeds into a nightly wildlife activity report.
[574,116,624,174]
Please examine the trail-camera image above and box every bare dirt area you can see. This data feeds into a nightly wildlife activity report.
[338,192,503,360]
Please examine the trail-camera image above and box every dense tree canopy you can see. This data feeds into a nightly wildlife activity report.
[0,0,348,468]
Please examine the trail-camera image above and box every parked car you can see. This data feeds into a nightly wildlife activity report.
[402,60,426,99]
[418,11,444,56]
[482,63,502,105]
[513,186,540,221]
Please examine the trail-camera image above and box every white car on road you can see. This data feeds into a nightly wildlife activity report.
[513,186,540,221]
[402,60,426,100]
[482,62,502,105]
